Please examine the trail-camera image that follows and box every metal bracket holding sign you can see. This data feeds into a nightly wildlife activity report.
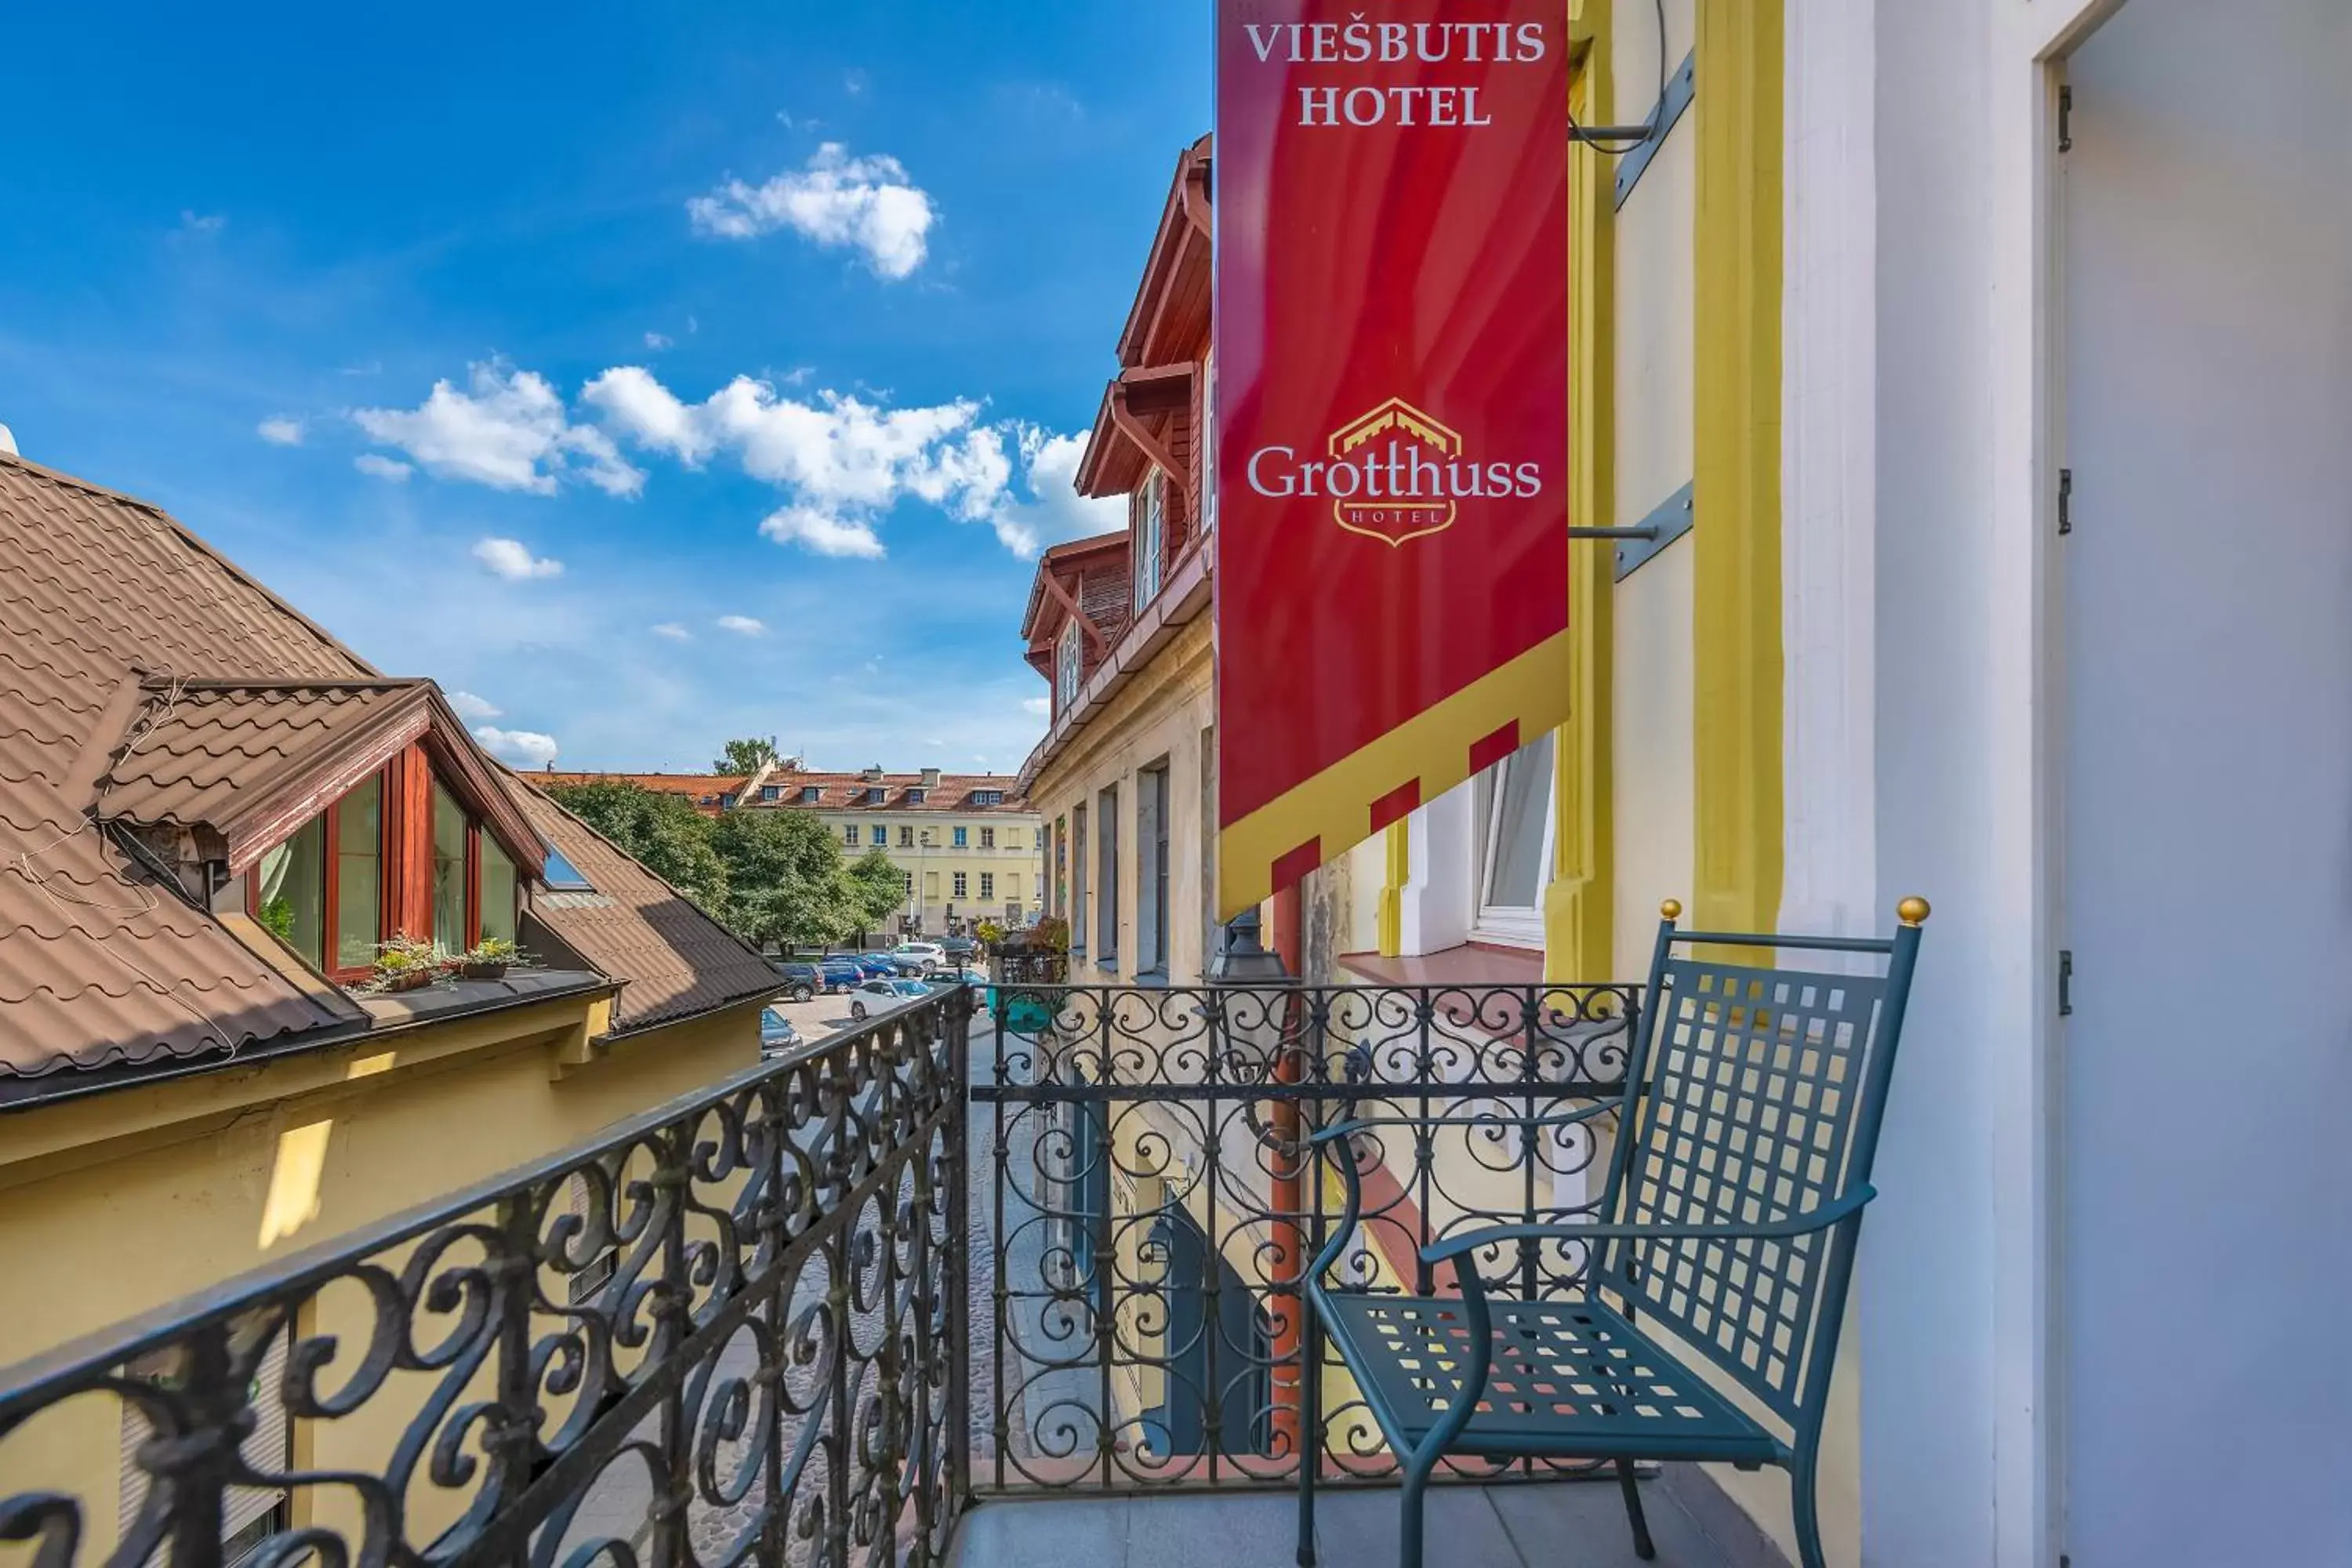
[1611,481,1695,581]
[1611,50,1697,209]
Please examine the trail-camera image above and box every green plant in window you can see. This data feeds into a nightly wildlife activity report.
[367,932,448,992]
[258,896,296,945]
[456,936,527,978]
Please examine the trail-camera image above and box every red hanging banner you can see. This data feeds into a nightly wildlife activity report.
[1214,0,1573,919]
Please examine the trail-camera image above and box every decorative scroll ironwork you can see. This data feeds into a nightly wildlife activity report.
[0,989,973,1568]
[974,980,1638,1494]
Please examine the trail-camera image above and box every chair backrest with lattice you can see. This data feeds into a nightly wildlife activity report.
[1592,905,1926,1432]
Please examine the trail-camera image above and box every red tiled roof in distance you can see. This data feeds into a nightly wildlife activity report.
[530,769,1031,815]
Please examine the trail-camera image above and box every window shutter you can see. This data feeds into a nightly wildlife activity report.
[120,1330,289,1548]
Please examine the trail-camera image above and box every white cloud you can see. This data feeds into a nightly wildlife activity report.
[977,426,1123,557]
[716,614,766,636]
[256,416,303,446]
[580,366,717,464]
[177,210,226,236]
[447,690,501,720]
[353,452,412,482]
[474,726,559,768]
[687,143,935,279]
[651,622,693,641]
[585,368,1102,559]
[644,331,673,350]
[354,361,645,496]
[758,504,886,559]
[473,536,564,580]
[1022,695,1051,717]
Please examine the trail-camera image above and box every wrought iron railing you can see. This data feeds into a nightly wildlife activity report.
[0,975,1644,1567]
[974,979,1637,1494]
[0,990,972,1568]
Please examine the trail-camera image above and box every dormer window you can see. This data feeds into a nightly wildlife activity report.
[866,786,887,804]
[906,786,926,805]
[974,789,1005,807]
[1134,469,1165,609]
[1057,619,1082,710]
[801,785,822,803]
[759,784,780,802]
[252,755,521,980]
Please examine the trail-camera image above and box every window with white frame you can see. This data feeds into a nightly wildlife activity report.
[1200,350,1217,532]
[1134,470,1164,609]
[1057,618,1083,710]
[1470,732,1555,947]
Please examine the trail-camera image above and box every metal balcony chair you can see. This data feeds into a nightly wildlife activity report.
[1296,898,1929,1568]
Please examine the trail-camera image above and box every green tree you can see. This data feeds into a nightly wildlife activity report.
[845,848,907,933]
[710,807,862,950]
[545,781,728,912]
[712,736,780,774]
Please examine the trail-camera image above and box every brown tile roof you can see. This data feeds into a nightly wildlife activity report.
[96,678,431,838]
[514,784,777,1034]
[0,454,376,1080]
[0,449,759,1088]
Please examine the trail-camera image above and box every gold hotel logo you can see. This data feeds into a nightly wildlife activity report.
[1327,397,1462,546]
[1244,397,1546,548]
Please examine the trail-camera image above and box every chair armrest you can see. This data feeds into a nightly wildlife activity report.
[1308,1100,1625,1148]
[1418,1184,1878,1266]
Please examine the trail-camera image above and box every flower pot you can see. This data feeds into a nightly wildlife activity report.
[384,968,434,993]
[460,961,510,981]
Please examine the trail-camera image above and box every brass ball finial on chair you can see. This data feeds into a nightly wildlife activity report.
[1660,898,1682,921]
[1897,896,1932,926]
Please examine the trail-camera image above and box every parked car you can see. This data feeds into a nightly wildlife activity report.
[847,976,933,1021]
[771,960,819,1003]
[816,958,864,993]
[847,953,899,979]
[758,1007,802,1056]
[939,936,979,960]
[890,941,946,975]
[943,965,988,985]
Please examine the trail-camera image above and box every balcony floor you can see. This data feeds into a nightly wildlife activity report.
[949,1479,1755,1568]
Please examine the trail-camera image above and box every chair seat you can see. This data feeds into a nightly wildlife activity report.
[1316,1290,1781,1465]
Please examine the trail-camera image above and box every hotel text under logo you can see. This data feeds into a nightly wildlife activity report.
[1245,397,1544,547]
[1240,17,1552,126]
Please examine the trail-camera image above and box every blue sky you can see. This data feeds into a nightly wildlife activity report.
[0,2,1209,775]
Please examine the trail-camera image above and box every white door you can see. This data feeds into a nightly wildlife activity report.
[2060,1,2352,1560]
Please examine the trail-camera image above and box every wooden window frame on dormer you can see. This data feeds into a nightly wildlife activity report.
[245,744,521,982]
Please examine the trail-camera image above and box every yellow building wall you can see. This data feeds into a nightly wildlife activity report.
[0,996,764,1562]
[1033,615,1216,986]
[815,808,1044,933]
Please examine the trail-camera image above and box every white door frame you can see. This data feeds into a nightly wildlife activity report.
[1996,3,2128,1566]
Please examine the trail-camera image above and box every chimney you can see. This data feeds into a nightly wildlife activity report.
[920,766,942,789]
[862,764,885,782]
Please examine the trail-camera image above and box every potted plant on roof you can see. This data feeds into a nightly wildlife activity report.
[457,936,522,981]
[370,933,445,994]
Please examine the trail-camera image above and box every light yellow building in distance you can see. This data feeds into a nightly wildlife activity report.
[744,764,1040,936]
[538,762,1042,937]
